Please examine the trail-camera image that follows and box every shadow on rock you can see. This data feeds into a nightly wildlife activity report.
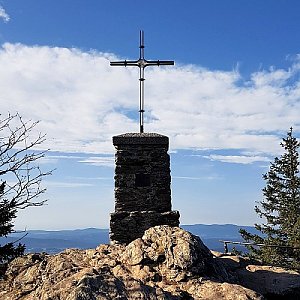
[1,225,298,299]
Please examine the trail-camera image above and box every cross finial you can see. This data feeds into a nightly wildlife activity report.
[110,31,174,133]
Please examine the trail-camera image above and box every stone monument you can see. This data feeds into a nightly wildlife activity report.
[109,31,180,244]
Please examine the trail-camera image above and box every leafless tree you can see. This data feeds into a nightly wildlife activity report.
[0,113,51,209]
[0,113,51,268]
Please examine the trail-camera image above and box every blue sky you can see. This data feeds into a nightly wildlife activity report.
[0,0,300,229]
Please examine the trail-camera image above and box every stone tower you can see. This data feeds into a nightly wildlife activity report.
[110,133,180,244]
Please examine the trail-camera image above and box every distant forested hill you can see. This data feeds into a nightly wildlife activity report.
[0,228,109,254]
[0,224,258,254]
[182,224,259,253]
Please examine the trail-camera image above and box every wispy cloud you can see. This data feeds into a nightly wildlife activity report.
[78,156,115,167]
[66,176,112,181]
[39,157,59,164]
[46,155,86,160]
[0,6,10,23]
[41,154,115,167]
[204,155,271,164]
[0,43,299,162]
[44,181,94,188]
[41,154,87,164]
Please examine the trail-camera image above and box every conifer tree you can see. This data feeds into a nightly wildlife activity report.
[240,128,300,269]
[0,181,25,266]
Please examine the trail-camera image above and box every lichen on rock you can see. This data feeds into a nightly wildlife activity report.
[120,225,226,283]
[1,225,298,299]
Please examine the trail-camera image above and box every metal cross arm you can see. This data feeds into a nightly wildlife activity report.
[146,60,174,66]
[110,30,174,133]
[110,59,174,68]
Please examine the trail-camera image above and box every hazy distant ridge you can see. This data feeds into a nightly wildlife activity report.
[0,224,258,254]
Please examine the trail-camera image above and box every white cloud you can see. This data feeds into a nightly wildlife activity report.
[46,155,86,160]
[204,155,271,164]
[78,156,115,167]
[66,176,112,181]
[0,43,299,161]
[41,154,115,167]
[0,6,9,23]
[45,181,94,188]
[41,154,91,164]
[39,157,59,164]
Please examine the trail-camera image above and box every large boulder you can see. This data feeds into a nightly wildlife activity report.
[120,225,227,282]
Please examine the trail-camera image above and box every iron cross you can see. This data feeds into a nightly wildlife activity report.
[110,30,174,133]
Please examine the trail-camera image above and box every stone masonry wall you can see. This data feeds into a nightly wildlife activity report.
[113,134,171,212]
[110,211,180,244]
[110,133,180,244]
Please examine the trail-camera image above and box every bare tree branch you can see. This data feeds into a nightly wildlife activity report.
[0,113,52,209]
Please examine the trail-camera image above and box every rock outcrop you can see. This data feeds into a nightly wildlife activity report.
[1,225,299,299]
[213,252,300,299]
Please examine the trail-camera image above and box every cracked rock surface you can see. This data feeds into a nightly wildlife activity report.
[1,225,299,299]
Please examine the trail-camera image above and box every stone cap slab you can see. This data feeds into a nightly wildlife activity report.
[113,133,169,146]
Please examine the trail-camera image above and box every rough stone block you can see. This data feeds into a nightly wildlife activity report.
[110,211,180,244]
